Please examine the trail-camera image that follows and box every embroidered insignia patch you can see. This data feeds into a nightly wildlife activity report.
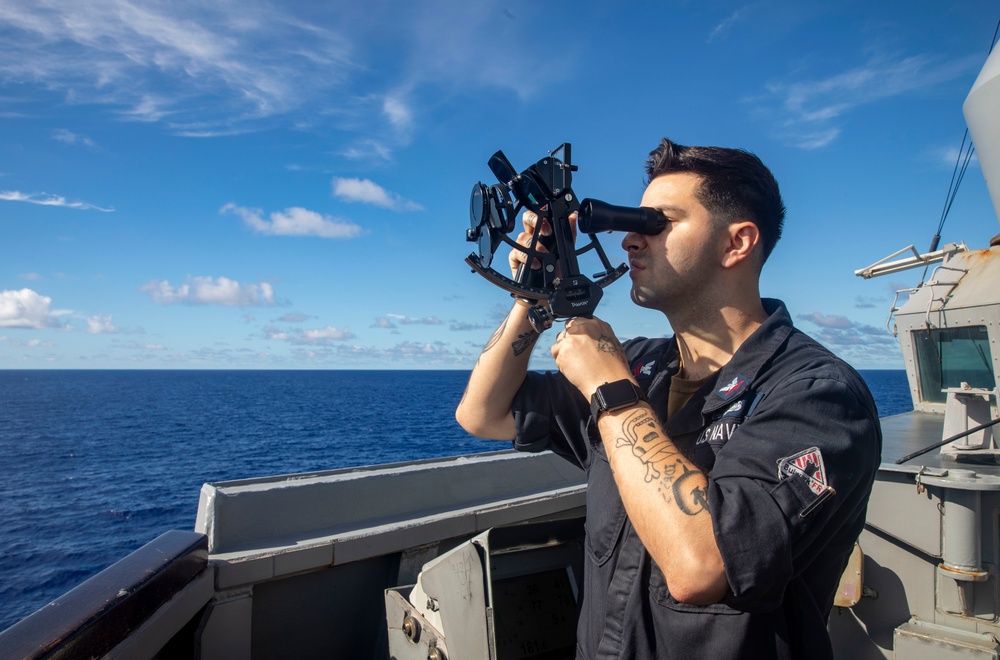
[721,400,744,417]
[632,358,657,379]
[715,375,749,401]
[778,447,829,496]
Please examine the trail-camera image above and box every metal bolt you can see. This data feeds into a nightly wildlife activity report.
[546,264,555,273]
[402,615,421,643]
[427,646,445,660]
[426,597,439,612]
[565,193,574,202]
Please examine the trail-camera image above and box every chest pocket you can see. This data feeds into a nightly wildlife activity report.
[696,392,762,458]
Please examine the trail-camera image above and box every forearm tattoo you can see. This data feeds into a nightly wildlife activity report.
[482,318,508,354]
[511,330,539,357]
[615,409,707,516]
[616,410,679,483]
[673,464,709,516]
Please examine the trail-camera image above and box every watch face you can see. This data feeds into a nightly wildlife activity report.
[599,379,641,409]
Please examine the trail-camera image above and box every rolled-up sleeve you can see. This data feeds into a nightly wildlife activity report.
[707,374,880,611]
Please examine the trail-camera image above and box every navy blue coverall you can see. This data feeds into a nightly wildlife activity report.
[511,300,882,659]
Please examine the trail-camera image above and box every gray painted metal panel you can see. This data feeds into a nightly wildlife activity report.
[964,45,1000,225]
[863,472,942,557]
[878,412,946,470]
[408,533,491,658]
[893,247,1000,414]
[195,589,252,660]
[196,450,584,554]
[894,619,999,659]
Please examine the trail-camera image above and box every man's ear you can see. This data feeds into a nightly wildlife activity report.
[721,222,760,269]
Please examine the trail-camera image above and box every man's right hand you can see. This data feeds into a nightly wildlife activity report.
[508,209,550,277]
[507,209,578,279]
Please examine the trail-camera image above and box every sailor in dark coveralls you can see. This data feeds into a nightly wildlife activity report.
[456,139,882,659]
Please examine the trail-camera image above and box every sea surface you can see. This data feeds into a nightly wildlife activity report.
[0,369,911,632]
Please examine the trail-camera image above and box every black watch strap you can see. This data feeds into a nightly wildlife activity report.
[590,379,647,421]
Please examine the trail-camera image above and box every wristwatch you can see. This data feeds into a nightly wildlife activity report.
[590,379,647,421]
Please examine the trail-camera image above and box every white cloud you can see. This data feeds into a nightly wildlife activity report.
[798,312,855,329]
[854,296,881,310]
[938,145,979,168]
[0,3,574,145]
[0,190,114,212]
[264,324,356,345]
[331,178,422,211]
[301,326,355,343]
[708,6,753,43]
[386,313,441,325]
[0,288,71,328]
[52,128,96,147]
[284,340,474,367]
[752,53,981,149]
[86,314,119,334]
[113,340,167,350]
[372,314,442,329]
[221,203,363,238]
[276,313,310,323]
[339,140,393,162]
[450,321,490,331]
[383,95,412,132]
[8,337,57,348]
[141,276,276,306]
[796,310,898,365]
[0,2,356,134]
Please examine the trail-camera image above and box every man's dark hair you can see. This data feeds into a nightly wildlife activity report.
[645,138,785,265]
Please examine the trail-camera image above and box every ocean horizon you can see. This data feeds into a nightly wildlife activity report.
[0,368,912,631]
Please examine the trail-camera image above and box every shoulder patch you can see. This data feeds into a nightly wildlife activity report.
[777,447,828,495]
[777,447,837,517]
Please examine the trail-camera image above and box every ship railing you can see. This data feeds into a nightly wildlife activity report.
[855,242,968,336]
[921,262,971,330]
[0,530,211,659]
[854,242,967,280]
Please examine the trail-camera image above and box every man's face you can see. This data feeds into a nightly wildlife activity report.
[622,172,729,313]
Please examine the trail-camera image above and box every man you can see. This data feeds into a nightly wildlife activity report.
[456,138,881,659]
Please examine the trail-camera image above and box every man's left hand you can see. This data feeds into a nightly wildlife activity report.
[551,316,632,399]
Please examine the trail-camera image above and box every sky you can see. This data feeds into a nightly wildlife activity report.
[1,0,997,371]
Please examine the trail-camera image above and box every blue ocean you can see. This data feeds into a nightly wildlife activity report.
[0,369,911,631]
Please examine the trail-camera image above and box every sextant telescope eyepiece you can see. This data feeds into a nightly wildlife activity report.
[578,198,666,235]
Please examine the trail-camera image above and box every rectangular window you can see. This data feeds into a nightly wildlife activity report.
[912,326,995,403]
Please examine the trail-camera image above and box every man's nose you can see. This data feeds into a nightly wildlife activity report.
[622,231,645,252]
